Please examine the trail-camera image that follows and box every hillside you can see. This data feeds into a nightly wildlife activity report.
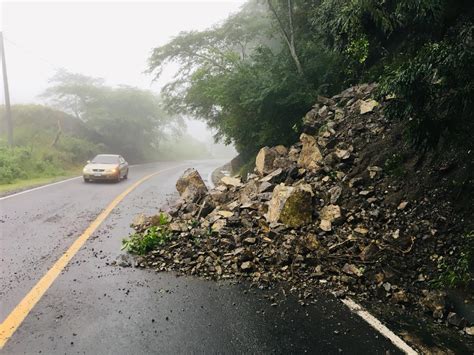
[125,84,473,352]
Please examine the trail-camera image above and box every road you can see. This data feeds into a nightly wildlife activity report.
[0,160,405,354]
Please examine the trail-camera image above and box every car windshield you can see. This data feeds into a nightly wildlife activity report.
[91,155,119,164]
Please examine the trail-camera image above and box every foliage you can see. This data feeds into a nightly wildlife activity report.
[41,71,184,162]
[148,0,344,158]
[384,153,406,177]
[379,23,474,150]
[122,214,172,255]
[0,105,104,184]
[41,70,106,120]
[0,145,63,184]
[432,231,473,289]
[313,0,474,152]
[148,0,473,162]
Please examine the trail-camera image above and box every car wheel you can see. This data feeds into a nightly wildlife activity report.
[116,174,121,183]
[124,169,128,179]
[83,177,90,183]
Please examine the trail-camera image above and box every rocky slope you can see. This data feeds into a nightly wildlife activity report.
[128,84,473,340]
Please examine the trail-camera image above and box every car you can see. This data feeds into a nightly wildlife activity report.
[83,154,129,183]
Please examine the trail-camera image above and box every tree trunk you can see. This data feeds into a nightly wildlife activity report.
[51,119,62,147]
[267,0,304,75]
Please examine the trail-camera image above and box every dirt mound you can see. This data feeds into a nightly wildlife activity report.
[127,84,473,337]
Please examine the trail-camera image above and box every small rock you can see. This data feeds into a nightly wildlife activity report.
[359,99,379,114]
[131,213,148,228]
[273,145,288,155]
[328,185,342,204]
[392,290,408,303]
[211,219,227,232]
[220,176,242,187]
[342,263,363,277]
[243,237,257,245]
[447,312,465,328]
[320,219,332,232]
[335,149,351,160]
[304,233,320,251]
[241,261,254,272]
[359,242,379,261]
[420,290,446,319]
[320,204,342,224]
[397,201,408,210]
[217,210,233,218]
[354,227,369,236]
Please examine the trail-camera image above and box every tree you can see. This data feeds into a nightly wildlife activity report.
[42,71,183,162]
[266,0,303,75]
[148,0,342,158]
[41,69,106,120]
[311,0,474,150]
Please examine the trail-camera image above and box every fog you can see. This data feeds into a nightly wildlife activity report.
[1,1,244,151]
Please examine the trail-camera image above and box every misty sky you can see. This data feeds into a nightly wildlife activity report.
[1,1,245,141]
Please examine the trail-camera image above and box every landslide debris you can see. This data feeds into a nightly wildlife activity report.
[126,84,473,336]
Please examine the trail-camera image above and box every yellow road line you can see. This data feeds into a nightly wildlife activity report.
[0,169,170,349]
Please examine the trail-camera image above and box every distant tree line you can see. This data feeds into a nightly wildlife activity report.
[0,70,214,184]
[41,70,185,162]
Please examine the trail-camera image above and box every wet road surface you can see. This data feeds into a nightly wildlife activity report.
[1,160,404,354]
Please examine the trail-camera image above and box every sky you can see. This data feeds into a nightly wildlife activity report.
[1,0,245,142]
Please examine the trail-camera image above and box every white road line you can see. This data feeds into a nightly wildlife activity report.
[0,163,158,201]
[341,298,417,354]
[0,176,82,201]
[2,162,412,354]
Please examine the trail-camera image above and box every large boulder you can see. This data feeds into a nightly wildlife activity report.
[176,168,208,202]
[298,133,323,170]
[255,147,277,176]
[266,183,313,228]
[239,179,259,203]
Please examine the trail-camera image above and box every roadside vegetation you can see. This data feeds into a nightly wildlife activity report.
[432,231,474,289]
[0,75,214,189]
[148,0,473,163]
[122,213,172,255]
[0,105,101,185]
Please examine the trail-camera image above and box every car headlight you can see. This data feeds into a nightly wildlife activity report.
[83,167,91,173]
[106,167,119,173]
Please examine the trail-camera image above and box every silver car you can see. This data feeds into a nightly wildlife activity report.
[83,154,129,183]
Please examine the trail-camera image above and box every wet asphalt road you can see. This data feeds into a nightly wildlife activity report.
[0,160,402,354]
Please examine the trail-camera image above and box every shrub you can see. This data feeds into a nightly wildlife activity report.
[121,214,172,255]
[432,231,473,289]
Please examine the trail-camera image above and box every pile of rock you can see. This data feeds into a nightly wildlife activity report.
[130,84,472,331]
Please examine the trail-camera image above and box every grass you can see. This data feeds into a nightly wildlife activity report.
[0,168,81,195]
[122,213,172,255]
[431,231,473,289]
